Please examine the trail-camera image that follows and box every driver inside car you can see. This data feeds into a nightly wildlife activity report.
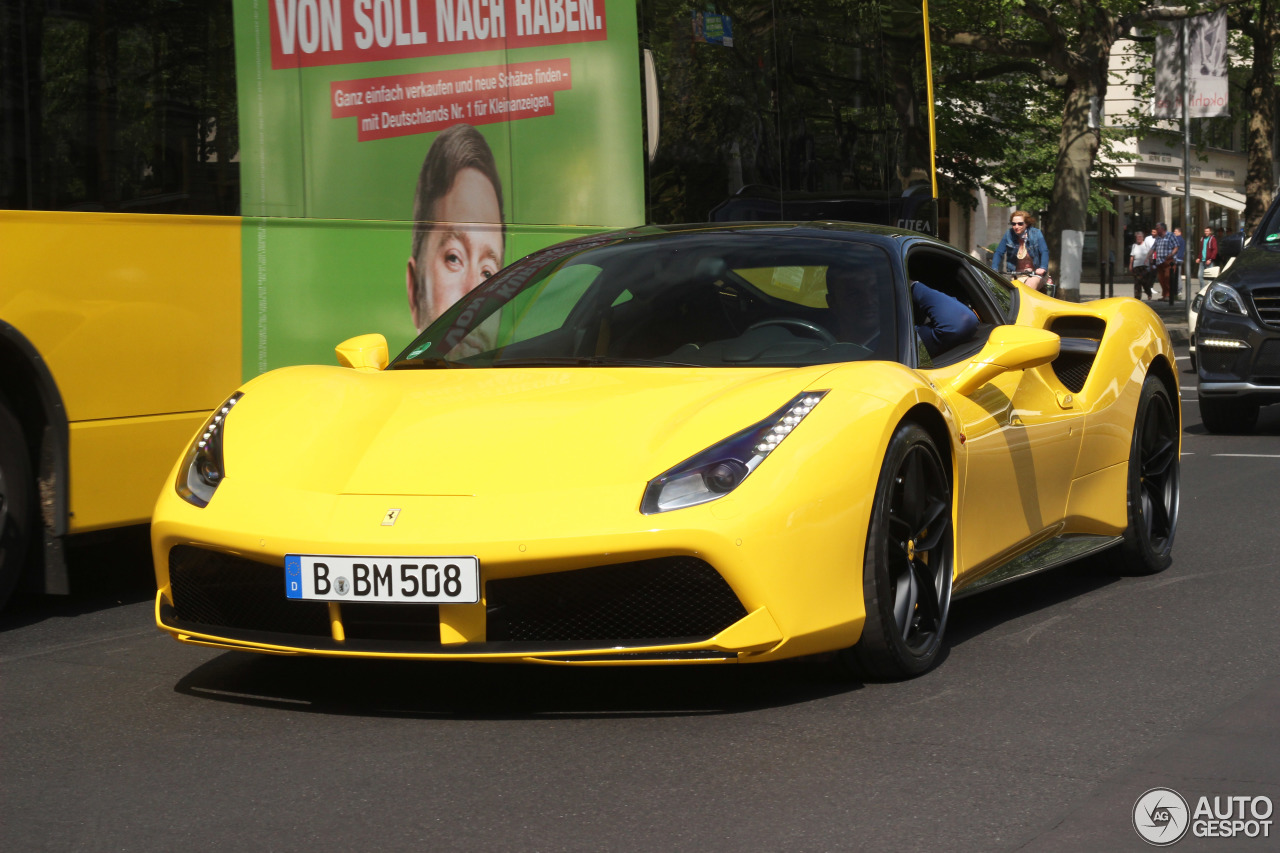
[825,266,977,357]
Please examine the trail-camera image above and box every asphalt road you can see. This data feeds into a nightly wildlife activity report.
[3,343,1278,853]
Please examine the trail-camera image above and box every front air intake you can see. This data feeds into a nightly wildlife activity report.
[486,557,747,643]
[169,546,331,637]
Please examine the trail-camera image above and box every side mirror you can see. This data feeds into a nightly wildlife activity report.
[949,326,1060,396]
[1218,233,1244,263]
[335,334,389,372]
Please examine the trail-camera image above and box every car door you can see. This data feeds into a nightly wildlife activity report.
[907,251,1083,579]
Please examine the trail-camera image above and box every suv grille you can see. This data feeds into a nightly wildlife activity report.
[1253,287,1280,328]
[486,557,747,643]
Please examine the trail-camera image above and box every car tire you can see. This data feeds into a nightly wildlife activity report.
[1111,375,1180,575]
[841,422,953,680]
[0,400,36,609]
[1199,396,1259,434]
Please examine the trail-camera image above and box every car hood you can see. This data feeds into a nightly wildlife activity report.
[1221,243,1280,290]
[221,364,844,497]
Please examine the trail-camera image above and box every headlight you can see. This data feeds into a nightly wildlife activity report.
[641,391,828,514]
[1203,282,1247,316]
[176,392,243,507]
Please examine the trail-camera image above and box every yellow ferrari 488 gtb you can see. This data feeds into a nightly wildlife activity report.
[153,223,1180,679]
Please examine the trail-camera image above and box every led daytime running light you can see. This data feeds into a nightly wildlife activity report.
[641,391,829,514]
[1199,337,1249,349]
[753,394,824,460]
[177,391,243,507]
[198,399,238,451]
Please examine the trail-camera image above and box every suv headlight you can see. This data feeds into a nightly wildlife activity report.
[641,392,827,514]
[1203,282,1247,316]
[176,392,243,507]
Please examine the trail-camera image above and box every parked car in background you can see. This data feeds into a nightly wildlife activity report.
[1187,231,1244,371]
[1193,202,1280,432]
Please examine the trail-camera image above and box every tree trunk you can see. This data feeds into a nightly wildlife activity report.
[1245,0,1277,231]
[1046,76,1102,301]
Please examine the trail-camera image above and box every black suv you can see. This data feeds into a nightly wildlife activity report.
[1194,196,1280,432]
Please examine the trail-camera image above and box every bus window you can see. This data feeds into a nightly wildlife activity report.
[641,0,937,233]
[0,0,240,215]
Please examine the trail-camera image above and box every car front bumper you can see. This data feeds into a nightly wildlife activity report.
[153,474,874,665]
[1195,308,1280,405]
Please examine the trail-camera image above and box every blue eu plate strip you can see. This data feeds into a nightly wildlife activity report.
[285,555,302,599]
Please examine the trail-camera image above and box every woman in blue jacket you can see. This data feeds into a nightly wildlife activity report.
[993,210,1049,290]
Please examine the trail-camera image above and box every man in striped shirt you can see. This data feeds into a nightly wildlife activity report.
[1148,223,1178,302]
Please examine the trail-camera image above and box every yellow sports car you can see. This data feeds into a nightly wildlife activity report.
[152,223,1180,679]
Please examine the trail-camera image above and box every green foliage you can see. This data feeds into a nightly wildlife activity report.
[930,37,1121,217]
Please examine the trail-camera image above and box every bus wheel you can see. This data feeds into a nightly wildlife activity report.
[0,401,35,609]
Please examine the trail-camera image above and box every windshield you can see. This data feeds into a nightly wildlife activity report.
[1256,198,1280,246]
[392,232,899,369]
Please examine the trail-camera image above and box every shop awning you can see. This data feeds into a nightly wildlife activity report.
[1109,179,1173,197]
[1197,189,1246,212]
[1109,179,1247,213]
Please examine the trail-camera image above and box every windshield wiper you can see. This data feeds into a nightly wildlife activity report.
[494,356,701,367]
[389,357,477,370]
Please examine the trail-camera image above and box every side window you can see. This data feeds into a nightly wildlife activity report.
[906,249,992,367]
[971,264,1016,322]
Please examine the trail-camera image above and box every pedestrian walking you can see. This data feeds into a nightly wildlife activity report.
[1149,223,1177,302]
[1196,226,1218,292]
[1129,231,1152,299]
[1171,226,1186,303]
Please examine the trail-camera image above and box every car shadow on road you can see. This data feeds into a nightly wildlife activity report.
[945,552,1122,648]
[1181,404,1280,436]
[173,650,865,719]
[0,525,155,632]
[171,552,1140,718]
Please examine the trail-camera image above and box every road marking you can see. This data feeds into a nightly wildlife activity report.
[1002,614,1071,645]
[1069,562,1271,611]
[0,627,157,663]
[1212,453,1280,458]
[1175,355,1190,361]
[1180,452,1194,456]
[187,687,312,706]
[1179,386,1198,391]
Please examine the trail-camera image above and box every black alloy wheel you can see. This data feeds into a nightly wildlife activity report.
[843,422,953,680]
[0,401,35,609]
[1113,375,1180,574]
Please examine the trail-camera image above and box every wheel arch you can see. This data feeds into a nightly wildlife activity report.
[0,319,71,594]
[899,402,954,485]
[1144,350,1181,431]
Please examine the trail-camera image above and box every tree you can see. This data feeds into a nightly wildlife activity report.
[1232,0,1280,228]
[930,40,1134,226]
[932,0,1245,297]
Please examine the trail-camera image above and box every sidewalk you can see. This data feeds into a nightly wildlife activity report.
[1074,275,1190,347]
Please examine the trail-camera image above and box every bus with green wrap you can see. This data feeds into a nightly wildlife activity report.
[0,0,938,606]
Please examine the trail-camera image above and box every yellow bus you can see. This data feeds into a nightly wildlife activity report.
[0,0,938,606]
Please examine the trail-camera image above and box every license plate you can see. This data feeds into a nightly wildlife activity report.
[285,555,479,603]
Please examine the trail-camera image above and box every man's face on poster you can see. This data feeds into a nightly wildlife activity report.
[407,167,504,332]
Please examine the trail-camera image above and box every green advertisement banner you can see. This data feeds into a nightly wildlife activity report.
[233,0,645,375]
